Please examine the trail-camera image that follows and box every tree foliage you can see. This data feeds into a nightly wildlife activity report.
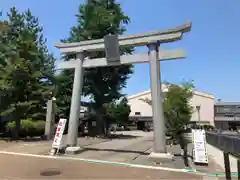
[103,97,131,126]
[141,82,194,139]
[0,8,55,138]
[56,0,133,128]
[163,82,194,138]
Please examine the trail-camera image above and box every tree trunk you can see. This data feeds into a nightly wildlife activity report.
[94,106,109,137]
[13,118,20,140]
[102,118,108,136]
[95,114,104,136]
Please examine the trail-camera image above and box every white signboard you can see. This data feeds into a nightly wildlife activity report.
[192,129,208,164]
[52,118,67,148]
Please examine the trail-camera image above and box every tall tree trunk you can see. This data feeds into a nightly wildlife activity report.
[95,113,108,137]
[94,107,103,136]
[102,118,108,136]
[12,108,21,140]
[13,114,20,140]
[94,103,109,137]
[95,114,103,136]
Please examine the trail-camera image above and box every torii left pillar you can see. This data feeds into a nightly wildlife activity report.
[65,53,85,153]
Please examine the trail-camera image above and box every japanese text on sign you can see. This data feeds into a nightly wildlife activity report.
[52,118,67,148]
[192,129,208,164]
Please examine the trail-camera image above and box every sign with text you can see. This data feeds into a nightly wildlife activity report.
[192,129,208,164]
[52,118,67,148]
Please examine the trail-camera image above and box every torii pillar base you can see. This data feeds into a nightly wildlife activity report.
[65,146,83,154]
[149,152,173,164]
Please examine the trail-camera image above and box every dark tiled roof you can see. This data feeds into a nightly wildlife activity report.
[215,102,240,106]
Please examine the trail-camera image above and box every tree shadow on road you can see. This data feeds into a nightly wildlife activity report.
[82,147,150,155]
[99,134,141,140]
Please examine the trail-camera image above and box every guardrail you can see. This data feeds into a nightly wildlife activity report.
[214,116,240,121]
[206,132,240,180]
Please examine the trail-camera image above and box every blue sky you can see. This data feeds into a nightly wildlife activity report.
[1,0,240,101]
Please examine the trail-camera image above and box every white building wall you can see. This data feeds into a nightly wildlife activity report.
[127,86,215,125]
[128,91,152,117]
[189,91,215,125]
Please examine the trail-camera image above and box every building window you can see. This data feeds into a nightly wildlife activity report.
[224,114,234,117]
[135,112,141,115]
[224,108,231,112]
[234,107,240,113]
[217,107,231,113]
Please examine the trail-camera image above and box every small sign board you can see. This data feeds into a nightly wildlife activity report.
[192,129,208,164]
[52,118,67,149]
[104,34,120,62]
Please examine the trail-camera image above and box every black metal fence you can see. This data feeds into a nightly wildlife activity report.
[206,132,240,180]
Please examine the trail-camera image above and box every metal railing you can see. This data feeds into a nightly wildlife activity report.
[214,116,240,121]
[206,132,240,180]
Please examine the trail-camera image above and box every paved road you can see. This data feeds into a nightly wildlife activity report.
[0,131,226,179]
[0,153,203,179]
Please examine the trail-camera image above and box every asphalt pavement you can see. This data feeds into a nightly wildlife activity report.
[0,153,203,179]
[0,130,226,179]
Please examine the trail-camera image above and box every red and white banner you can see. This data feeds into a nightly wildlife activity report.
[52,118,67,148]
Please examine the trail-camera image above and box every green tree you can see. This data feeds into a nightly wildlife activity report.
[103,97,131,128]
[163,82,194,140]
[56,0,133,134]
[0,8,55,139]
[55,70,73,118]
[141,82,194,141]
[0,21,10,112]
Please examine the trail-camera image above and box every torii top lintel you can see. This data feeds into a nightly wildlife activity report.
[55,21,191,54]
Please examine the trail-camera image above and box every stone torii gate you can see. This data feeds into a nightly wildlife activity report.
[55,22,191,161]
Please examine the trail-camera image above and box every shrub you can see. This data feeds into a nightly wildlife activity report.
[20,119,35,137]
[33,120,45,136]
[6,119,45,137]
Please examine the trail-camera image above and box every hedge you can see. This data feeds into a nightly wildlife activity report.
[7,119,45,137]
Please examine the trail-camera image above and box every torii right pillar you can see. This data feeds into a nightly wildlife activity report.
[148,43,173,162]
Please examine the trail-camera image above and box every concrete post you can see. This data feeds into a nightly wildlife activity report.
[44,99,54,140]
[148,43,173,161]
[67,53,84,148]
